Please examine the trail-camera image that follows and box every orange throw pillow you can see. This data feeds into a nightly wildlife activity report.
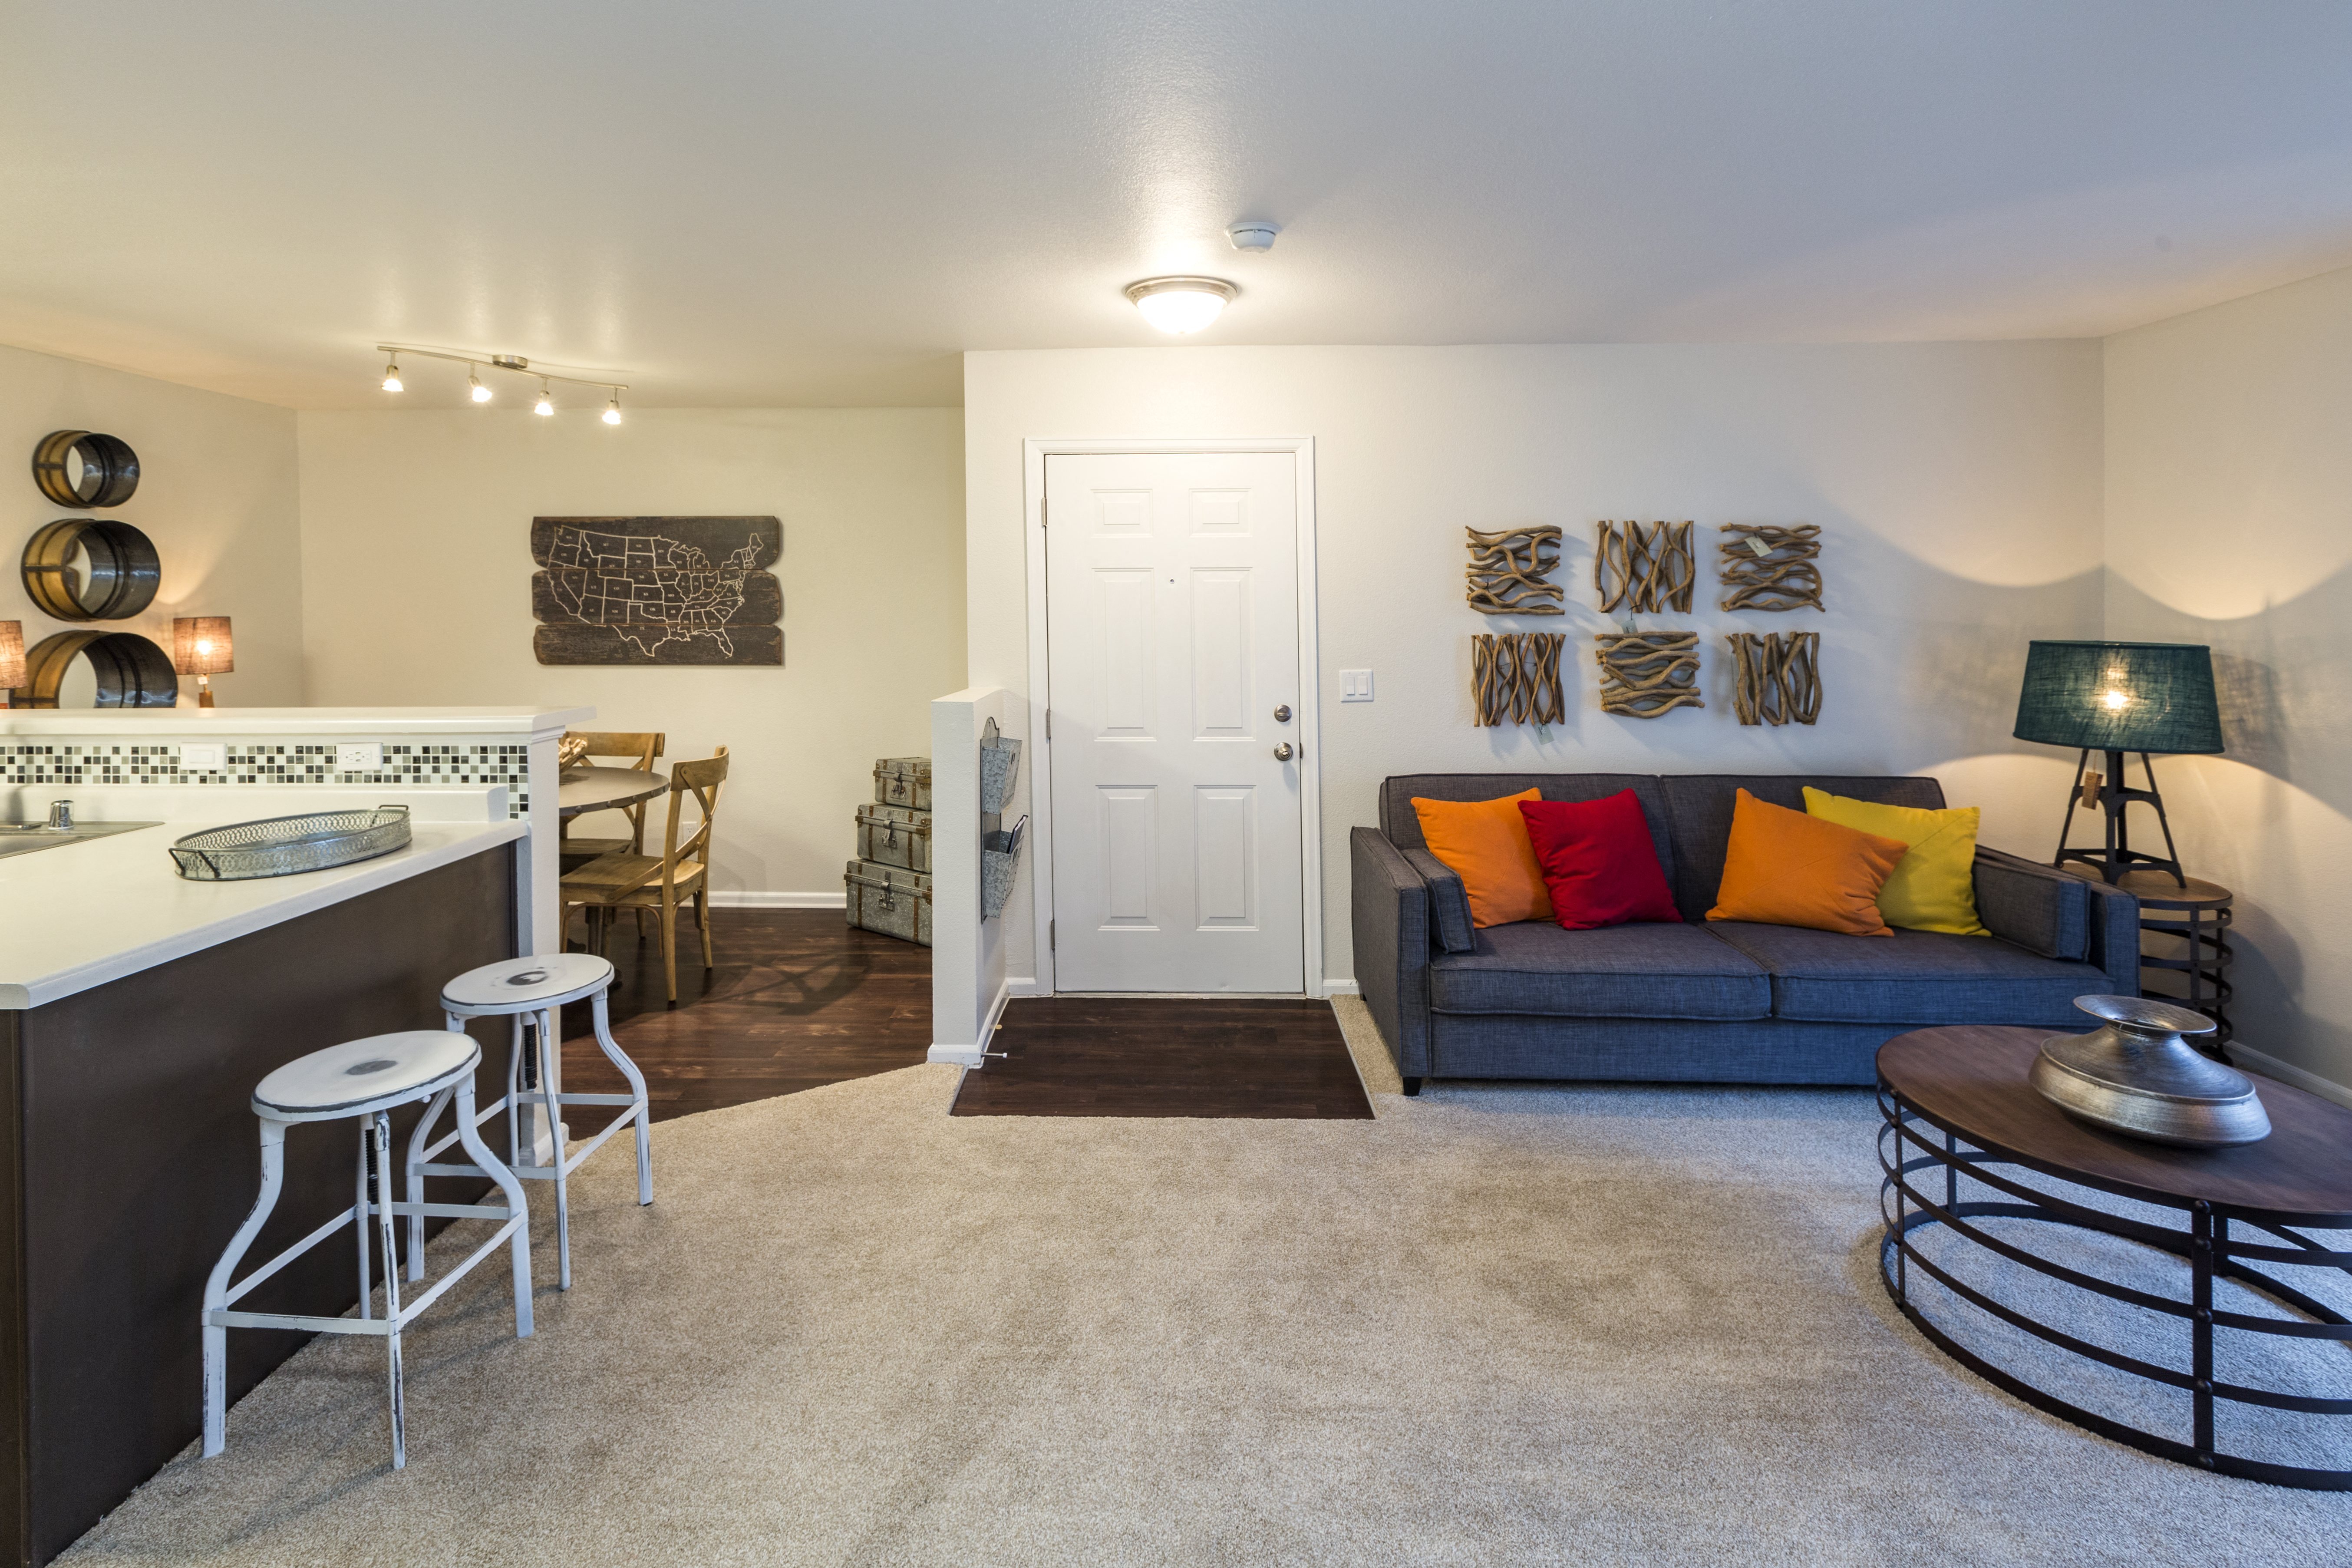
[1411,789,1553,928]
[1706,789,1907,937]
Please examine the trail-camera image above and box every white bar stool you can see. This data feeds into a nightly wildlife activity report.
[412,953,652,1291]
[202,1031,532,1470]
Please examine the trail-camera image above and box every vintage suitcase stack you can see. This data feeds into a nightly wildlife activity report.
[847,756,933,945]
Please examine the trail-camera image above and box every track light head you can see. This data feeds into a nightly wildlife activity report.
[468,368,492,403]
[380,357,402,393]
[534,380,555,417]
[602,392,623,426]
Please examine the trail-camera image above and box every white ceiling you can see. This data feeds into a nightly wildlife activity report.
[3,2,2350,409]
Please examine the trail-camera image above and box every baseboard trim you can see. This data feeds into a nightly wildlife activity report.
[2232,1042,2352,1112]
[1321,977,1360,997]
[929,978,1014,1069]
[708,891,846,909]
[1007,975,1048,997]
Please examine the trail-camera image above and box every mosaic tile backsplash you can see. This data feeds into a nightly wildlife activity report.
[0,740,532,819]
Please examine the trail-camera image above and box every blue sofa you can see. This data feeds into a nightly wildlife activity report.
[1350,772,2138,1094]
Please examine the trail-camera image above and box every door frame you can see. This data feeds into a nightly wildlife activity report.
[1022,436,1324,998]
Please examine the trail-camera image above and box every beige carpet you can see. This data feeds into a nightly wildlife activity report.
[63,1044,2352,1566]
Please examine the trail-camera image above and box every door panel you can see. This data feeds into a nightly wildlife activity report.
[1046,452,1303,993]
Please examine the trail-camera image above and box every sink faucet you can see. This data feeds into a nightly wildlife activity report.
[46,799,72,830]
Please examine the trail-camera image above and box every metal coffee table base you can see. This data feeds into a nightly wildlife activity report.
[1879,1086,2352,1490]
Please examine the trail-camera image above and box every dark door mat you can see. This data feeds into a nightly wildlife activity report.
[950,996,1375,1119]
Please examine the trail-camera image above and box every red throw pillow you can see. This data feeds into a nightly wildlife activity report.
[1518,792,1682,930]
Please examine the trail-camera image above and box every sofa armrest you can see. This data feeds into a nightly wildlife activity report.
[2079,874,2142,997]
[1972,848,2089,961]
[1351,826,1434,1078]
[1400,847,1476,952]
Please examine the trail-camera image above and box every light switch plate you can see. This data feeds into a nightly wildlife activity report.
[1339,668,1375,702]
[180,743,225,770]
[336,743,383,771]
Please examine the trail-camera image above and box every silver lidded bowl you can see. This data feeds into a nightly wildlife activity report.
[2030,994,2270,1147]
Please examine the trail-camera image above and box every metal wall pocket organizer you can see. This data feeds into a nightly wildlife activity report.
[978,717,1026,921]
[983,815,1027,922]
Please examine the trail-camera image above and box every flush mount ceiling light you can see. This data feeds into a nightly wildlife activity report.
[1125,276,1236,335]
[374,344,630,423]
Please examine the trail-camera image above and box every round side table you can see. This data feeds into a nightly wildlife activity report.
[2118,871,2234,1056]
[1878,1025,2352,1489]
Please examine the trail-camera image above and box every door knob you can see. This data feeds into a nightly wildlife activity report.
[1273,704,1292,723]
[1273,743,1294,762]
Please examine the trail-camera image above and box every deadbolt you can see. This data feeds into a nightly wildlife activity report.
[1273,704,1292,723]
[1273,742,1294,761]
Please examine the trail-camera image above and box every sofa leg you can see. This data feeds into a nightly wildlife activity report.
[1401,1076,1423,1097]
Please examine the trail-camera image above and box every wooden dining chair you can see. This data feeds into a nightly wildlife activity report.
[557,731,666,862]
[560,747,727,1004]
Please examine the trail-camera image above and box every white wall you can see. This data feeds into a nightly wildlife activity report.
[967,343,2108,990]
[0,343,303,706]
[2105,264,2352,1096]
[296,407,964,900]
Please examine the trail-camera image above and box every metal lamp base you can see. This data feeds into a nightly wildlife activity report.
[2031,995,2270,1147]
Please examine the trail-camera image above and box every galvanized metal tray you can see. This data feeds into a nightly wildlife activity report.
[169,805,412,881]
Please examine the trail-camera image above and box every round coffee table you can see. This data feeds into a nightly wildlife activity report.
[1878,1025,2352,1489]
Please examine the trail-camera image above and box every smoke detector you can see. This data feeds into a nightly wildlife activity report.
[1227,221,1281,253]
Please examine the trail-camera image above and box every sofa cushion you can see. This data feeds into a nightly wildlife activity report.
[1428,921,1771,1020]
[1704,920,2104,1027]
[1521,791,1681,929]
[1412,789,1552,927]
[1381,773,1673,873]
[1660,774,1948,923]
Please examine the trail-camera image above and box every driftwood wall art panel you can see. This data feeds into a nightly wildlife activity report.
[531,515,783,666]
[1593,631,1703,718]
[1593,521,1694,614]
[1464,526,1564,615]
[1728,632,1822,726]
[1717,524,1823,612]
[1471,632,1567,726]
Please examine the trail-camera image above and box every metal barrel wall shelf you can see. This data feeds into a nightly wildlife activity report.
[21,517,162,621]
[31,429,140,509]
[13,630,179,708]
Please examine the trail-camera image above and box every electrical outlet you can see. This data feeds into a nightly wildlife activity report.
[1339,669,1375,702]
[336,743,383,771]
[180,743,225,770]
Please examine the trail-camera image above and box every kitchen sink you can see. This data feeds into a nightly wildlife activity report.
[0,822,162,860]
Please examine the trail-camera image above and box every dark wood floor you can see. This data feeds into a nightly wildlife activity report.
[950,996,1374,1119]
[556,908,931,1121]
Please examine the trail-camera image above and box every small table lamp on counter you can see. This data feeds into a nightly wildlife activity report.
[0,621,23,707]
[172,616,233,709]
[2013,639,2223,886]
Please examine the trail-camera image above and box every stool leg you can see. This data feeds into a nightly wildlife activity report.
[372,1112,406,1470]
[403,1084,455,1283]
[453,1079,534,1339]
[538,1007,571,1290]
[591,986,654,1205]
[355,1122,374,1320]
[202,1118,286,1458]
[506,1013,525,1168]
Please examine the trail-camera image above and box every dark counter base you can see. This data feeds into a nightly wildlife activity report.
[0,848,515,1567]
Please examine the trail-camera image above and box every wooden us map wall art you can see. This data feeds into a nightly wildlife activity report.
[1728,631,1821,726]
[1594,520,1694,614]
[1464,525,1564,614]
[1471,632,1566,726]
[1717,523,1823,611]
[1593,631,1702,718]
[531,515,783,666]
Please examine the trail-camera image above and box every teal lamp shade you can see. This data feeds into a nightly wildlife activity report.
[2013,641,2223,755]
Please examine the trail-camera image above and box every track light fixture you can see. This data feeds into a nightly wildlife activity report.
[373,344,629,423]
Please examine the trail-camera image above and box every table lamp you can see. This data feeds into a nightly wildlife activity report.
[172,616,234,708]
[0,621,23,707]
[2013,640,2222,886]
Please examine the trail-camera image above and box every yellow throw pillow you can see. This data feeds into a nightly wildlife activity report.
[1802,788,1989,937]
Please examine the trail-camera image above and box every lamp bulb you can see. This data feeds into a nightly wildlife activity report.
[469,370,492,403]
[2102,689,2129,711]
[193,639,212,657]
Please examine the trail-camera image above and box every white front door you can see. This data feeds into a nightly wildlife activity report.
[1044,451,1305,994]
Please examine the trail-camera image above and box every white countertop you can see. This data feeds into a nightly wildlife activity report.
[0,706,593,739]
[0,811,526,1010]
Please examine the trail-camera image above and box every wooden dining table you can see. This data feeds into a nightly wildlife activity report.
[557,765,670,819]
